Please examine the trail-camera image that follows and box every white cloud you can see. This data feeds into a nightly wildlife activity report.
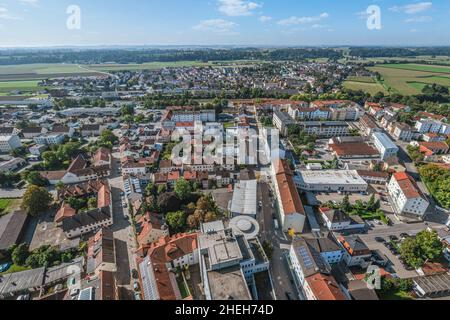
[404,15,432,23]
[193,19,238,33]
[390,2,432,14]
[278,13,329,26]
[18,0,39,5]
[259,15,272,23]
[218,0,261,17]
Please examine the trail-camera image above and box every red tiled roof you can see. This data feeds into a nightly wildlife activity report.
[393,172,421,199]
[305,273,346,300]
[54,204,76,223]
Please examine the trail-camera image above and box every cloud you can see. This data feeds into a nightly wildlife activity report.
[193,19,238,33]
[278,13,329,26]
[18,0,39,5]
[404,15,432,23]
[259,15,272,23]
[390,2,432,14]
[218,0,261,17]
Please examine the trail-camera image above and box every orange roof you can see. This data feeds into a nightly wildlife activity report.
[419,141,449,151]
[54,203,76,223]
[305,273,346,300]
[393,172,421,199]
[167,171,180,180]
[93,147,111,165]
[275,173,305,215]
[97,184,111,208]
[175,122,194,128]
[183,171,197,181]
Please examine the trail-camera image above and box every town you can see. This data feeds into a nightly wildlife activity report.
[0,48,450,303]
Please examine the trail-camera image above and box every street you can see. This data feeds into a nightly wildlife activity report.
[108,152,138,300]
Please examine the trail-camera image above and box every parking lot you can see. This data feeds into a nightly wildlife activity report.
[359,222,450,279]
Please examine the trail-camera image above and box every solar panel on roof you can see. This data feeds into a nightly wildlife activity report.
[298,246,314,269]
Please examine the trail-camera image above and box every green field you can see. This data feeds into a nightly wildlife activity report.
[0,198,20,216]
[346,76,376,83]
[368,64,450,95]
[344,81,388,95]
[0,80,45,94]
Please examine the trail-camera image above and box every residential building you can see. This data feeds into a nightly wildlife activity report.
[338,235,372,268]
[387,172,430,218]
[359,114,381,136]
[298,121,350,138]
[272,159,306,233]
[392,123,414,142]
[21,127,44,139]
[135,213,169,248]
[0,157,26,173]
[34,133,65,146]
[372,132,399,161]
[273,111,294,136]
[81,124,104,137]
[29,144,48,156]
[0,135,22,152]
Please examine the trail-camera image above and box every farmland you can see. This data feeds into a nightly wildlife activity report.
[0,80,45,94]
[82,61,213,72]
[343,75,388,95]
[0,198,21,217]
[368,64,450,95]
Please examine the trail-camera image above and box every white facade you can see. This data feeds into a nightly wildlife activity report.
[172,110,216,123]
[34,134,65,146]
[372,132,399,161]
[415,119,444,134]
[387,174,430,217]
[299,122,350,138]
[0,135,22,153]
[296,170,368,193]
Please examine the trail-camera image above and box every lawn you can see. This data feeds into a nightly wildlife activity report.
[0,80,46,94]
[346,76,376,83]
[83,61,213,72]
[377,289,414,301]
[0,198,21,216]
[176,274,191,299]
[0,264,32,275]
[380,63,450,74]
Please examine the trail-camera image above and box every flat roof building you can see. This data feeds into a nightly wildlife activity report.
[296,170,368,193]
[372,132,399,161]
[230,180,257,217]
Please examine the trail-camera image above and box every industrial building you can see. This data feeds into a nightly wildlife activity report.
[296,170,368,193]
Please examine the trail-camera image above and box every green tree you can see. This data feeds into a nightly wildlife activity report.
[42,151,62,169]
[174,179,192,201]
[400,230,444,269]
[11,243,30,266]
[24,171,49,187]
[166,211,186,233]
[87,198,98,210]
[21,185,53,216]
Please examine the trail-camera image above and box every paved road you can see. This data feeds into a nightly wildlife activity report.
[108,153,138,300]
[257,181,299,300]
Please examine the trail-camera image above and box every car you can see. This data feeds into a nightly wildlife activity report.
[259,201,263,207]
[120,192,125,196]
[131,269,139,279]
[400,233,410,239]
[375,237,385,243]
[134,292,141,300]
[133,281,140,292]
[389,235,399,242]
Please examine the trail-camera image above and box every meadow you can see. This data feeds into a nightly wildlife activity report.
[343,75,388,95]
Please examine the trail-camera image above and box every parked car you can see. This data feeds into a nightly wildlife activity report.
[375,237,385,243]
[133,281,140,292]
[131,269,139,279]
[389,235,399,242]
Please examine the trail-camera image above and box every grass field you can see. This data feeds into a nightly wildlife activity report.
[368,64,450,95]
[344,81,388,95]
[0,80,45,94]
[0,198,20,216]
[346,76,376,83]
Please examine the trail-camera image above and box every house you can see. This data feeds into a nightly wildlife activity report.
[319,207,351,231]
[86,228,117,276]
[273,111,294,136]
[81,124,104,137]
[137,233,199,300]
[21,127,44,139]
[422,133,446,142]
[356,170,390,185]
[0,127,19,136]
[338,235,372,268]
[0,135,22,153]
[29,144,48,156]
[392,123,414,142]
[303,235,345,264]
[50,125,75,138]
[414,141,450,161]
[272,159,306,233]
[0,210,29,251]
[135,213,169,248]
[359,114,381,136]
[34,133,66,146]
[0,157,26,173]
[387,172,430,218]
[93,147,111,167]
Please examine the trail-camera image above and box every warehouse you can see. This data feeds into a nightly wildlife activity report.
[230,180,258,217]
[296,170,368,192]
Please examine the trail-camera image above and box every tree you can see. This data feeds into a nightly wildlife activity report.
[157,192,181,213]
[21,185,53,216]
[99,129,118,146]
[166,211,186,233]
[11,243,30,266]
[87,198,98,210]
[42,151,62,169]
[262,241,274,260]
[174,179,192,201]
[340,195,351,213]
[400,230,444,269]
[24,171,49,187]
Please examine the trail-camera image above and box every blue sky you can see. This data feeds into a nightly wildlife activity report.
[0,0,448,47]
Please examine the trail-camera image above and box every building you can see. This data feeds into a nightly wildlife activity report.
[413,273,450,298]
[372,132,399,161]
[338,235,372,268]
[0,210,28,251]
[387,172,430,218]
[273,111,294,136]
[272,159,306,233]
[171,110,216,123]
[29,144,48,156]
[356,170,390,185]
[51,125,75,138]
[230,180,257,217]
[319,207,366,231]
[21,127,44,139]
[86,228,117,276]
[298,121,350,138]
[359,114,381,136]
[135,213,169,248]
[303,235,345,264]
[296,170,368,193]
[0,135,22,153]
[59,107,121,117]
[34,133,66,146]
[392,123,414,142]
[329,142,379,160]
[199,221,268,300]
[59,181,114,238]
[415,118,448,134]
[81,124,104,137]
[290,238,346,300]
[137,233,199,300]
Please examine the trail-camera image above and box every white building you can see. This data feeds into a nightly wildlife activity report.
[372,132,399,161]
[171,110,216,123]
[387,172,430,218]
[29,144,48,156]
[59,107,121,117]
[298,121,350,138]
[0,135,22,153]
[34,133,65,146]
[296,170,368,193]
[415,118,445,134]
[0,157,26,173]
[230,180,257,217]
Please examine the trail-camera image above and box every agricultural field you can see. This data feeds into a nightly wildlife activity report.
[368,64,450,95]
[343,75,388,95]
[0,80,46,94]
[82,61,213,72]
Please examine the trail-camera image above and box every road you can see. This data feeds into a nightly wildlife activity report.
[257,180,300,300]
[108,152,138,300]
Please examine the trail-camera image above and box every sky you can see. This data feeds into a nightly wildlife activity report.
[0,0,448,47]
